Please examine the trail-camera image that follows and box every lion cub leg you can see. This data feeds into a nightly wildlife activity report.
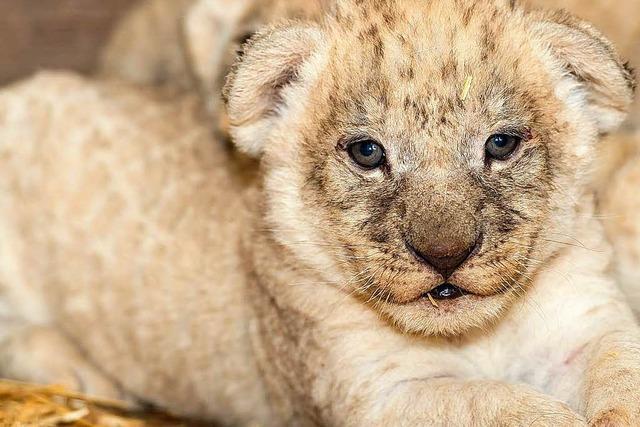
[581,329,640,426]
[365,379,587,426]
[261,315,588,426]
[0,320,126,401]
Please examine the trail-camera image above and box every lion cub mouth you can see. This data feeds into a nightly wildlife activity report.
[418,282,509,307]
[424,283,466,301]
[416,283,477,309]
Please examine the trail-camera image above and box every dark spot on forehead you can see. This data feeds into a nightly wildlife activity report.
[370,0,390,13]
[399,65,415,81]
[443,97,460,115]
[462,3,477,26]
[373,38,385,60]
[440,57,458,80]
[405,98,430,130]
[383,11,396,26]
[366,24,379,38]
[364,77,390,109]
[480,22,498,61]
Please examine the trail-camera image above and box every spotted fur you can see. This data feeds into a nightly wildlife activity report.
[1,0,640,425]
[225,0,633,334]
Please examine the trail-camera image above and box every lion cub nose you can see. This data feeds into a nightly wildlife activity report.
[409,236,480,279]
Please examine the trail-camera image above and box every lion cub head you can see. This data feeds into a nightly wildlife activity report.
[224,0,634,336]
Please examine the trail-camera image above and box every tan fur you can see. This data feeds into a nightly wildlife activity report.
[0,75,267,424]
[531,0,640,125]
[99,0,197,90]
[100,0,640,127]
[3,1,640,425]
[596,131,640,319]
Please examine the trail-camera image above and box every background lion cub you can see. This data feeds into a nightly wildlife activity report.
[1,0,640,425]
[100,0,326,133]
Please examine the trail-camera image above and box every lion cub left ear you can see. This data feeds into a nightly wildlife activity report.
[223,23,325,157]
[531,10,635,133]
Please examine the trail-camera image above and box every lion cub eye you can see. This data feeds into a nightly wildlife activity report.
[348,139,386,169]
[485,134,521,161]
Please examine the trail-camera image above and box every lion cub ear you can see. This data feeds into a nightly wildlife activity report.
[531,10,635,133]
[223,23,325,156]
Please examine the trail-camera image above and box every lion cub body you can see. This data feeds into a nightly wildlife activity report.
[0,72,636,426]
[0,75,267,423]
[1,0,640,425]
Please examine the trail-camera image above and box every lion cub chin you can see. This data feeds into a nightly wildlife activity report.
[1,0,640,425]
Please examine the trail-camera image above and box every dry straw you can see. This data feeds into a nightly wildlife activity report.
[0,380,196,427]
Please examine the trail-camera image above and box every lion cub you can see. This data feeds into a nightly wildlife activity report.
[1,0,640,425]
[100,0,325,132]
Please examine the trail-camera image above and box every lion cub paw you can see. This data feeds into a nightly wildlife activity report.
[506,392,587,427]
[589,408,636,427]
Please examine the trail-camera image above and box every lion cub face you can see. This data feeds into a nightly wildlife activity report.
[225,0,634,336]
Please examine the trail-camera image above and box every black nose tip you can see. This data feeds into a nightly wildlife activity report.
[407,236,481,279]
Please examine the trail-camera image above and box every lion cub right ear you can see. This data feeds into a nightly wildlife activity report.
[223,23,325,157]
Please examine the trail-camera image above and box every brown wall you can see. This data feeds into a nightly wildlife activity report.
[0,1,137,85]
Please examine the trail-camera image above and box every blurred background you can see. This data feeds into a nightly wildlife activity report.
[2,1,638,86]
[0,1,134,85]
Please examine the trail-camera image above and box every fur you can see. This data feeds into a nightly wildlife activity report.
[100,0,640,127]
[1,0,640,425]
